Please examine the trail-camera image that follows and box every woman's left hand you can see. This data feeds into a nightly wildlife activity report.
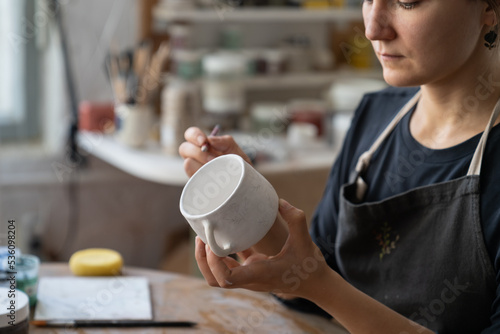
[196,199,436,334]
[195,199,329,299]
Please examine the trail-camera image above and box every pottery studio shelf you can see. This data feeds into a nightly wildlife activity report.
[77,131,340,186]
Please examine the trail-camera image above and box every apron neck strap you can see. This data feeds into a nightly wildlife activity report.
[354,90,422,175]
[467,96,500,176]
[351,90,500,202]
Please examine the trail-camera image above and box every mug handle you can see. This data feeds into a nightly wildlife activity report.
[203,220,230,257]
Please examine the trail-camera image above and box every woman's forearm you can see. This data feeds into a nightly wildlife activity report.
[306,270,434,334]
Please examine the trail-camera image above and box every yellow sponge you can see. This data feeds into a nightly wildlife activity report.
[69,248,123,276]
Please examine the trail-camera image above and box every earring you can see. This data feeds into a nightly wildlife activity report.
[484,29,498,49]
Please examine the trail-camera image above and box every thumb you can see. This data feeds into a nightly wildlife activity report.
[278,199,308,236]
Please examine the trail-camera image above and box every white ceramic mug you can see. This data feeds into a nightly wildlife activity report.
[114,104,153,147]
[179,154,279,257]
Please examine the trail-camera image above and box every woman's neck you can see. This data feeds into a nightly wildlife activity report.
[410,60,500,149]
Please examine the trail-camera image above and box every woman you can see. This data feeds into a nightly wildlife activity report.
[179,0,500,332]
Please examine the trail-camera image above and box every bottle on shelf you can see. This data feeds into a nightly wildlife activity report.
[280,35,312,73]
[220,25,244,50]
[202,52,247,115]
[161,79,201,155]
[171,49,203,80]
[168,23,194,50]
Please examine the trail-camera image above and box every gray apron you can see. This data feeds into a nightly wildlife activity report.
[337,91,498,333]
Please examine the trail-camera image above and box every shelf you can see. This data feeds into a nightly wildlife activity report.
[77,132,188,186]
[153,6,363,23]
[77,131,340,186]
[164,69,384,91]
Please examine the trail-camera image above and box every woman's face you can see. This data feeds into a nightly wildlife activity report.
[362,0,489,87]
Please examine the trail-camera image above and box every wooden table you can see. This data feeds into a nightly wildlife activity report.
[31,263,348,333]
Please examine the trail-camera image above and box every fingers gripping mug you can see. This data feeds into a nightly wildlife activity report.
[179,154,279,257]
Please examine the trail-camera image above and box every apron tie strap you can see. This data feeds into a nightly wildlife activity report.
[354,151,372,175]
[467,96,500,175]
[351,89,500,201]
[353,91,422,201]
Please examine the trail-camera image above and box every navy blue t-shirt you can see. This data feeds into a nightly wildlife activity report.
[304,87,500,333]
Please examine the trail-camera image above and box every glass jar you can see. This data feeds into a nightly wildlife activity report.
[281,36,312,73]
[172,49,202,80]
[202,52,247,115]
[241,49,261,76]
[250,102,289,134]
[262,49,287,75]
[221,25,243,50]
[14,254,39,307]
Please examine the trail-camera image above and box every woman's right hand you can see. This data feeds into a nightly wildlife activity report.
[179,127,252,177]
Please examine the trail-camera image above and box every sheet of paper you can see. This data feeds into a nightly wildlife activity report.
[34,276,152,320]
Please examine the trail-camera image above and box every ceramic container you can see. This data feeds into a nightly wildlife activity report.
[114,104,153,147]
[180,154,278,257]
[0,288,29,334]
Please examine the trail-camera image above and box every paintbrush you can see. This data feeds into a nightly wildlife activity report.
[31,320,197,328]
[201,124,221,152]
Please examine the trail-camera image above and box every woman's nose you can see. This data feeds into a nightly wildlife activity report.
[363,5,396,41]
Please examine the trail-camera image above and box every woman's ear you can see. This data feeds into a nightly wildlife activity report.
[482,1,498,27]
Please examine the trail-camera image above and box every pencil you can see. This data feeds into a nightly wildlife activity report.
[201,124,221,152]
[30,320,197,328]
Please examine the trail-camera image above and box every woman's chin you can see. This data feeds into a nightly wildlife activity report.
[382,69,422,88]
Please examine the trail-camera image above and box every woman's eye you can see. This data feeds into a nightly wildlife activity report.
[398,1,417,9]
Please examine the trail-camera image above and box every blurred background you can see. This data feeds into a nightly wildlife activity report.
[0,0,386,275]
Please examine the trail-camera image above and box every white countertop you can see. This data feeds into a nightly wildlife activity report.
[77,131,340,186]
